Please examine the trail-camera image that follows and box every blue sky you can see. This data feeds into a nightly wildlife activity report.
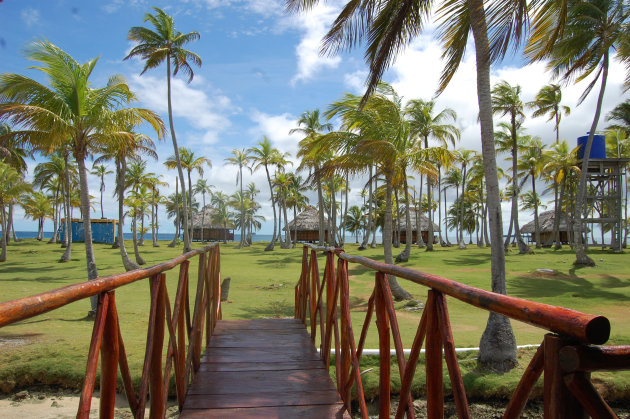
[1,0,627,235]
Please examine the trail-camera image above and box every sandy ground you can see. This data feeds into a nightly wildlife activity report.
[0,390,179,419]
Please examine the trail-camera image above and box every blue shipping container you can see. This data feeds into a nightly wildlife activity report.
[59,219,117,244]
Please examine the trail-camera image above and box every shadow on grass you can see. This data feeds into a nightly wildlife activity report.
[509,269,629,302]
[244,299,294,318]
[442,253,492,266]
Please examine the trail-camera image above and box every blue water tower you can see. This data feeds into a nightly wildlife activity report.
[577,132,606,159]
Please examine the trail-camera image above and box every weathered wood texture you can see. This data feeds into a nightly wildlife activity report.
[180,318,350,418]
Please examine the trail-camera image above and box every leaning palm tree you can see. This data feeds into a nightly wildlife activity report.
[606,100,630,135]
[518,137,546,249]
[0,40,165,313]
[126,6,202,252]
[527,0,629,265]
[249,136,291,251]
[225,149,251,248]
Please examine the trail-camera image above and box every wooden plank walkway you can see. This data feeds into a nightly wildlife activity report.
[180,318,351,418]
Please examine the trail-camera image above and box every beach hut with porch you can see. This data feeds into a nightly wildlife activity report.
[285,206,330,243]
[520,210,572,245]
[191,205,234,241]
[397,212,440,244]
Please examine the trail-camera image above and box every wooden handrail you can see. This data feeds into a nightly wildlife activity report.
[0,243,221,419]
[295,245,626,419]
[338,252,609,345]
[0,243,218,328]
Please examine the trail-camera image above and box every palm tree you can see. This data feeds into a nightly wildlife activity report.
[165,147,211,244]
[249,136,290,251]
[0,40,164,313]
[291,110,332,246]
[225,149,251,248]
[286,174,309,247]
[0,162,31,261]
[194,178,214,243]
[126,6,202,252]
[0,123,30,244]
[518,137,546,248]
[492,81,531,254]
[527,0,629,265]
[405,99,460,251]
[90,164,112,219]
[94,130,158,270]
[146,173,167,247]
[606,100,630,135]
[22,191,52,241]
[210,194,234,244]
[528,84,571,144]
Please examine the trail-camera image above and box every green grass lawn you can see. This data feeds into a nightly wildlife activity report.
[1,239,629,400]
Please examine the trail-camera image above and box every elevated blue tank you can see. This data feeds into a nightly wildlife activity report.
[577,133,606,159]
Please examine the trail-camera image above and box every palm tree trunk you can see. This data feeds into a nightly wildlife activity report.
[443,185,451,245]
[169,182,179,247]
[131,209,145,265]
[139,208,145,246]
[282,199,290,248]
[264,164,277,251]
[396,170,412,262]
[360,166,373,250]
[152,187,159,247]
[417,174,425,248]
[187,169,194,245]
[60,151,72,260]
[533,176,541,248]
[370,176,378,248]
[0,203,7,262]
[341,170,349,245]
[200,192,205,244]
[437,166,443,245]
[76,153,99,313]
[469,0,516,372]
[166,56,191,252]
[293,207,298,248]
[239,166,245,248]
[575,54,609,266]
[49,187,60,243]
[315,164,325,246]
[427,174,434,251]
[117,159,139,271]
[384,175,412,300]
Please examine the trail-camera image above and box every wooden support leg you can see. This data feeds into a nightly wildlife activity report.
[149,274,166,419]
[375,274,390,419]
[544,334,586,419]
[426,290,443,419]
[100,291,119,419]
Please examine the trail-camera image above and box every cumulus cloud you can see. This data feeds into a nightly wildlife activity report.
[249,110,303,160]
[129,74,235,144]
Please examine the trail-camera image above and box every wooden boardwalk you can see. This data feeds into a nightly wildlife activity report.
[180,318,351,418]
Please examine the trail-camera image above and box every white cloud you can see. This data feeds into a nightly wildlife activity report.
[249,110,303,160]
[344,70,369,93]
[287,2,343,85]
[129,74,235,144]
[21,8,40,27]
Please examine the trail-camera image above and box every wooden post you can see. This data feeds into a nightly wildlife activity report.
[100,291,119,419]
[149,274,166,419]
[504,342,545,418]
[425,290,443,418]
[544,334,586,419]
[310,249,319,342]
[375,273,390,419]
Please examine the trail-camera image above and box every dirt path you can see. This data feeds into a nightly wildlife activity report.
[0,389,179,418]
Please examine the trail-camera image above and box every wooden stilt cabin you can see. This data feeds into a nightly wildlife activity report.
[520,210,572,245]
[285,206,330,243]
[397,212,440,244]
[191,205,234,241]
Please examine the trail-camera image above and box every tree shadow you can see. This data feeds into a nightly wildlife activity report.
[443,253,492,266]
[244,299,294,318]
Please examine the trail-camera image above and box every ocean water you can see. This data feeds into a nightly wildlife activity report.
[14,232,372,243]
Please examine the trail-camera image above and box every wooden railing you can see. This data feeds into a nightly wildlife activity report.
[0,243,221,419]
[295,245,630,419]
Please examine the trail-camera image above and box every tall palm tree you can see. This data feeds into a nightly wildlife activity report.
[291,109,333,246]
[250,136,291,251]
[528,84,571,144]
[126,6,202,252]
[491,80,531,254]
[0,40,164,313]
[287,0,537,370]
[225,149,251,248]
[165,147,211,244]
[527,0,629,265]
[146,173,167,247]
[286,174,309,248]
[405,99,460,251]
[90,164,112,219]
[210,193,234,244]
[194,178,214,243]
[518,137,546,248]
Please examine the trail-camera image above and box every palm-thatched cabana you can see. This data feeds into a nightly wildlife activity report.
[397,212,440,244]
[191,205,234,241]
[520,210,571,245]
[285,206,330,243]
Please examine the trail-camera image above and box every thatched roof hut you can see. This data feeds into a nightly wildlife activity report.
[520,210,571,245]
[397,211,440,244]
[285,206,330,242]
[191,205,234,241]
